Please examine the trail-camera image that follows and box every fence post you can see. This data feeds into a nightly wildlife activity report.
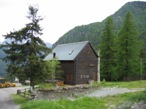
[140,58,143,80]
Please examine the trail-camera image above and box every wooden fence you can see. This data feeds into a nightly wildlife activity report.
[123,76,146,81]
[17,88,37,100]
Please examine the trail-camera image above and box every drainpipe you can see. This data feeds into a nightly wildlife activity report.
[53,53,56,58]
[52,53,56,84]
[97,50,100,82]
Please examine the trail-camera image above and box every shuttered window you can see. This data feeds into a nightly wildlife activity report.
[67,74,73,80]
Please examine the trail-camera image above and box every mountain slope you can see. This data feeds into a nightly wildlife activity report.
[53,1,146,50]
[112,1,146,35]
[0,48,7,77]
[54,22,102,49]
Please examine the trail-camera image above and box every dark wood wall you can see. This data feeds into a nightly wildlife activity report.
[61,61,75,84]
[60,43,98,85]
[75,43,98,84]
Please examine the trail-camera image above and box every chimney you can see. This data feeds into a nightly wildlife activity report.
[53,53,56,58]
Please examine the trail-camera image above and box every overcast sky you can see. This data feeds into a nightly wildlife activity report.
[0,0,145,44]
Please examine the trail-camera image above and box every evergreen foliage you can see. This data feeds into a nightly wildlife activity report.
[116,12,140,80]
[45,58,63,83]
[1,5,50,88]
[100,17,116,81]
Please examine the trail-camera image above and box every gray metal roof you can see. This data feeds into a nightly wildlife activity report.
[44,41,89,61]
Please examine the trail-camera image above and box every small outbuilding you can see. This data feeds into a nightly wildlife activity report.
[44,41,98,85]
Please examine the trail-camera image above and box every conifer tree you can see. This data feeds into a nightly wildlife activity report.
[100,17,116,81]
[116,12,140,80]
[1,5,50,89]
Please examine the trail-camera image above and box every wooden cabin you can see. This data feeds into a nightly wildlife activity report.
[44,41,98,85]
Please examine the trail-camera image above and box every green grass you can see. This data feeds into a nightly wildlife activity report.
[38,83,54,89]
[12,81,146,109]
[19,90,146,109]
[21,97,107,109]
[12,94,28,104]
[130,89,146,101]
[93,80,146,88]
[114,90,146,108]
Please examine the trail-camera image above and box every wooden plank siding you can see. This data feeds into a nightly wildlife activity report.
[45,41,98,85]
[75,43,98,84]
[60,61,75,84]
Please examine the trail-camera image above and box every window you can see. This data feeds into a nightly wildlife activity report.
[70,74,73,80]
[69,50,74,55]
[81,75,83,79]
[89,64,94,67]
[86,75,89,78]
[81,61,85,67]
[67,74,73,80]
[81,75,89,79]
[87,50,90,54]
[67,74,70,80]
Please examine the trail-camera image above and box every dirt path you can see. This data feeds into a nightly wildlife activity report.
[0,86,29,109]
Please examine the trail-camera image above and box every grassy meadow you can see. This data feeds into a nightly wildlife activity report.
[12,80,146,109]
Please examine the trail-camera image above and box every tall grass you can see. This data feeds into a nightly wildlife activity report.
[20,90,146,109]
[38,83,54,89]
[21,97,107,109]
[93,80,146,88]
[130,89,146,102]
[13,81,146,109]
[12,94,28,104]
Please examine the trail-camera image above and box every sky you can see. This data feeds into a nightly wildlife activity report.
[0,0,145,44]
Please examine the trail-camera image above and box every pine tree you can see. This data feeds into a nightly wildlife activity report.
[1,5,50,89]
[116,12,140,80]
[100,17,116,81]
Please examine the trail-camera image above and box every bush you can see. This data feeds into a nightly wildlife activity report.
[38,83,54,89]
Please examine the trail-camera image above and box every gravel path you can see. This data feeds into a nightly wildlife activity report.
[87,87,145,97]
[86,87,146,109]
[0,86,29,109]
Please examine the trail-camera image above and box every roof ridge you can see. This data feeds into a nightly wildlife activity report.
[57,41,89,47]
[44,41,97,61]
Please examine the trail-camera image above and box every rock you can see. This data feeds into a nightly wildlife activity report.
[37,85,97,100]
[131,101,146,109]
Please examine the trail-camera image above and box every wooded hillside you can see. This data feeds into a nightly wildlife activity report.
[54,1,146,51]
